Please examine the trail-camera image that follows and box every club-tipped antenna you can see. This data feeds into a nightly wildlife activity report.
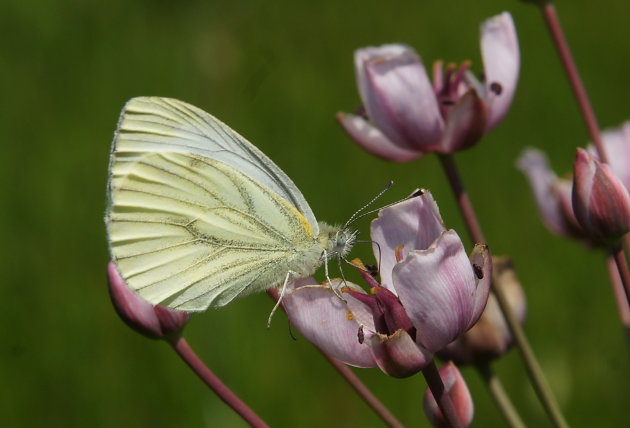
[343,181,394,230]
[343,188,424,229]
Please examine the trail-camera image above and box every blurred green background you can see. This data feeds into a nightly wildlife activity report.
[2,0,628,426]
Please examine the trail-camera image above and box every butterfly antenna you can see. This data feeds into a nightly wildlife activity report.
[343,181,394,230]
[344,188,425,229]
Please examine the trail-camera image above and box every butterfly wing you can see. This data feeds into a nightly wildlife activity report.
[107,151,316,311]
[108,97,318,234]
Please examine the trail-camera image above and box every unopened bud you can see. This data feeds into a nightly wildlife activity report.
[572,148,630,245]
[423,362,474,428]
[107,262,190,339]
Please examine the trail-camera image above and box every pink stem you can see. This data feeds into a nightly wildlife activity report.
[540,2,609,163]
[606,253,630,345]
[612,246,630,308]
[168,336,270,428]
[422,360,463,428]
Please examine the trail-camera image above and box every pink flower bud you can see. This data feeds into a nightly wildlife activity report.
[107,262,190,339]
[423,362,474,428]
[572,148,630,245]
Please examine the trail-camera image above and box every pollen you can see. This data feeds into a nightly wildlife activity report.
[370,286,378,295]
[350,258,366,270]
[395,245,405,262]
[346,310,354,321]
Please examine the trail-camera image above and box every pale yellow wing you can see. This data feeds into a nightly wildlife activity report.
[107,151,314,311]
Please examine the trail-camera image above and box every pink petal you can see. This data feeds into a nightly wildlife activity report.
[572,148,630,243]
[358,45,444,150]
[465,244,492,331]
[481,12,520,131]
[355,44,410,107]
[370,190,446,292]
[423,362,474,428]
[337,113,423,162]
[517,148,577,237]
[392,231,477,352]
[367,329,432,378]
[439,89,488,153]
[593,121,630,191]
[281,279,377,368]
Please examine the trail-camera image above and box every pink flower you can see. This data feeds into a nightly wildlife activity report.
[281,191,492,377]
[518,121,630,245]
[338,12,519,162]
[572,148,630,245]
[423,362,474,428]
[107,262,190,339]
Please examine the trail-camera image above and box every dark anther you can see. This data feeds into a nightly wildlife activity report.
[441,99,455,106]
[472,263,484,279]
[490,82,503,95]
[357,325,365,344]
[411,189,424,197]
[365,264,379,278]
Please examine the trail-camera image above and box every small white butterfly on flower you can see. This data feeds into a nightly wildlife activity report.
[105,97,354,312]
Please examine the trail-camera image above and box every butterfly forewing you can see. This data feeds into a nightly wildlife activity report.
[111,97,318,233]
[108,151,315,310]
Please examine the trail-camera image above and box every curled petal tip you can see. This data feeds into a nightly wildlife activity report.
[481,11,520,131]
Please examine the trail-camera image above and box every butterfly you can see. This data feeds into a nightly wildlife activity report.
[105,97,355,312]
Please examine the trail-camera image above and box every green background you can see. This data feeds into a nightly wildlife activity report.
[2,0,628,426]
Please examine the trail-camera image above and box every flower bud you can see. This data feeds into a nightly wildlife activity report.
[572,148,630,245]
[107,262,190,339]
[423,362,474,428]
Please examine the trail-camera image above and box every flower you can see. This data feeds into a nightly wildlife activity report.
[281,190,492,377]
[338,12,519,162]
[572,148,630,245]
[438,257,526,365]
[517,121,630,245]
[107,262,190,339]
[423,362,474,428]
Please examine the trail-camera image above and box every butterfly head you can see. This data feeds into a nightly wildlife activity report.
[318,222,356,260]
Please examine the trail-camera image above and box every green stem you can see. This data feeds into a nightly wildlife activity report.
[476,363,526,428]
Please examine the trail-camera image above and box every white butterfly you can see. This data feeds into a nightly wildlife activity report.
[105,97,354,312]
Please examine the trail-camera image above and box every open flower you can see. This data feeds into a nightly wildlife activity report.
[281,191,492,377]
[517,121,630,245]
[338,12,519,162]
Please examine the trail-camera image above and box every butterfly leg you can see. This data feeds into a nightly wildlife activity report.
[267,270,295,329]
[322,249,345,301]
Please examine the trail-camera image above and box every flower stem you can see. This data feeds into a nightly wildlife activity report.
[612,246,630,308]
[321,352,405,428]
[422,360,463,428]
[537,0,630,335]
[539,2,608,163]
[266,290,405,428]
[476,363,526,428]
[437,153,569,428]
[168,335,270,428]
[606,253,630,347]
